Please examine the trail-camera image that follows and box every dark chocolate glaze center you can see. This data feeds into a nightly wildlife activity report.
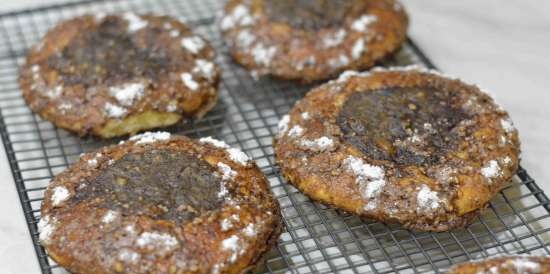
[265,0,354,30]
[337,87,470,166]
[46,17,181,87]
[74,149,223,223]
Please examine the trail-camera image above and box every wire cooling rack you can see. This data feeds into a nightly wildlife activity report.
[0,0,549,273]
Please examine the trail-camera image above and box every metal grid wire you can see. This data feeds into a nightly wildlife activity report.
[0,0,549,273]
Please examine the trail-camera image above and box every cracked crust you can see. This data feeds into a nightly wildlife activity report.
[220,0,408,83]
[273,66,520,232]
[39,133,281,274]
[20,14,220,138]
[447,255,550,274]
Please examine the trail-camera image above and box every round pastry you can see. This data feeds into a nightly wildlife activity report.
[219,0,408,83]
[20,13,220,138]
[274,66,520,232]
[38,132,281,274]
[447,255,550,274]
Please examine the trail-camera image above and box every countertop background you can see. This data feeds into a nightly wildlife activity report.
[1,0,549,273]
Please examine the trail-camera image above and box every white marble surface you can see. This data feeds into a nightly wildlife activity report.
[0,1,549,273]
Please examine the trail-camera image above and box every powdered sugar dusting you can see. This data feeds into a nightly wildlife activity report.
[181,36,205,54]
[344,156,385,181]
[58,102,73,112]
[31,65,40,74]
[222,235,243,262]
[217,162,237,181]
[277,115,290,137]
[243,223,257,237]
[109,82,145,107]
[294,56,316,71]
[251,43,277,66]
[51,186,70,206]
[335,65,443,84]
[220,214,240,231]
[200,137,230,149]
[87,153,102,167]
[328,55,350,68]
[220,4,254,31]
[364,201,378,211]
[218,183,229,199]
[301,112,310,120]
[351,38,365,59]
[227,148,250,165]
[323,29,347,48]
[170,29,180,37]
[38,215,56,243]
[193,59,216,80]
[181,73,199,91]
[123,13,148,33]
[94,12,106,22]
[417,184,440,211]
[288,125,304,138]
[136,232,178,252]
[459,255,547,274]
[500,118,515,133]
[336,70,367,83]
[236,29,256,48]
[129,131,171,144]
[45,85,63,98]
[166,102,178,112]
[104,102,128,118]
[199,137,249,165]
[351,15,377,32]
[481,160,501,179]
[300,137,334,151]
[509,258,541,273]
[118,249,140,263]
[343,156,386,200]
[364,179,386,199]
[125,225,136,234]
[102,210,118,223]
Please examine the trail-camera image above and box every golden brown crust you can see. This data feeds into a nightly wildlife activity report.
[39,133,281,274]
[220,0,408,83]
[20,14,220,138]
[447,255,550,274]
[273,66,521,232]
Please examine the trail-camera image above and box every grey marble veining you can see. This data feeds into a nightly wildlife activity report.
[1,1,549,273]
